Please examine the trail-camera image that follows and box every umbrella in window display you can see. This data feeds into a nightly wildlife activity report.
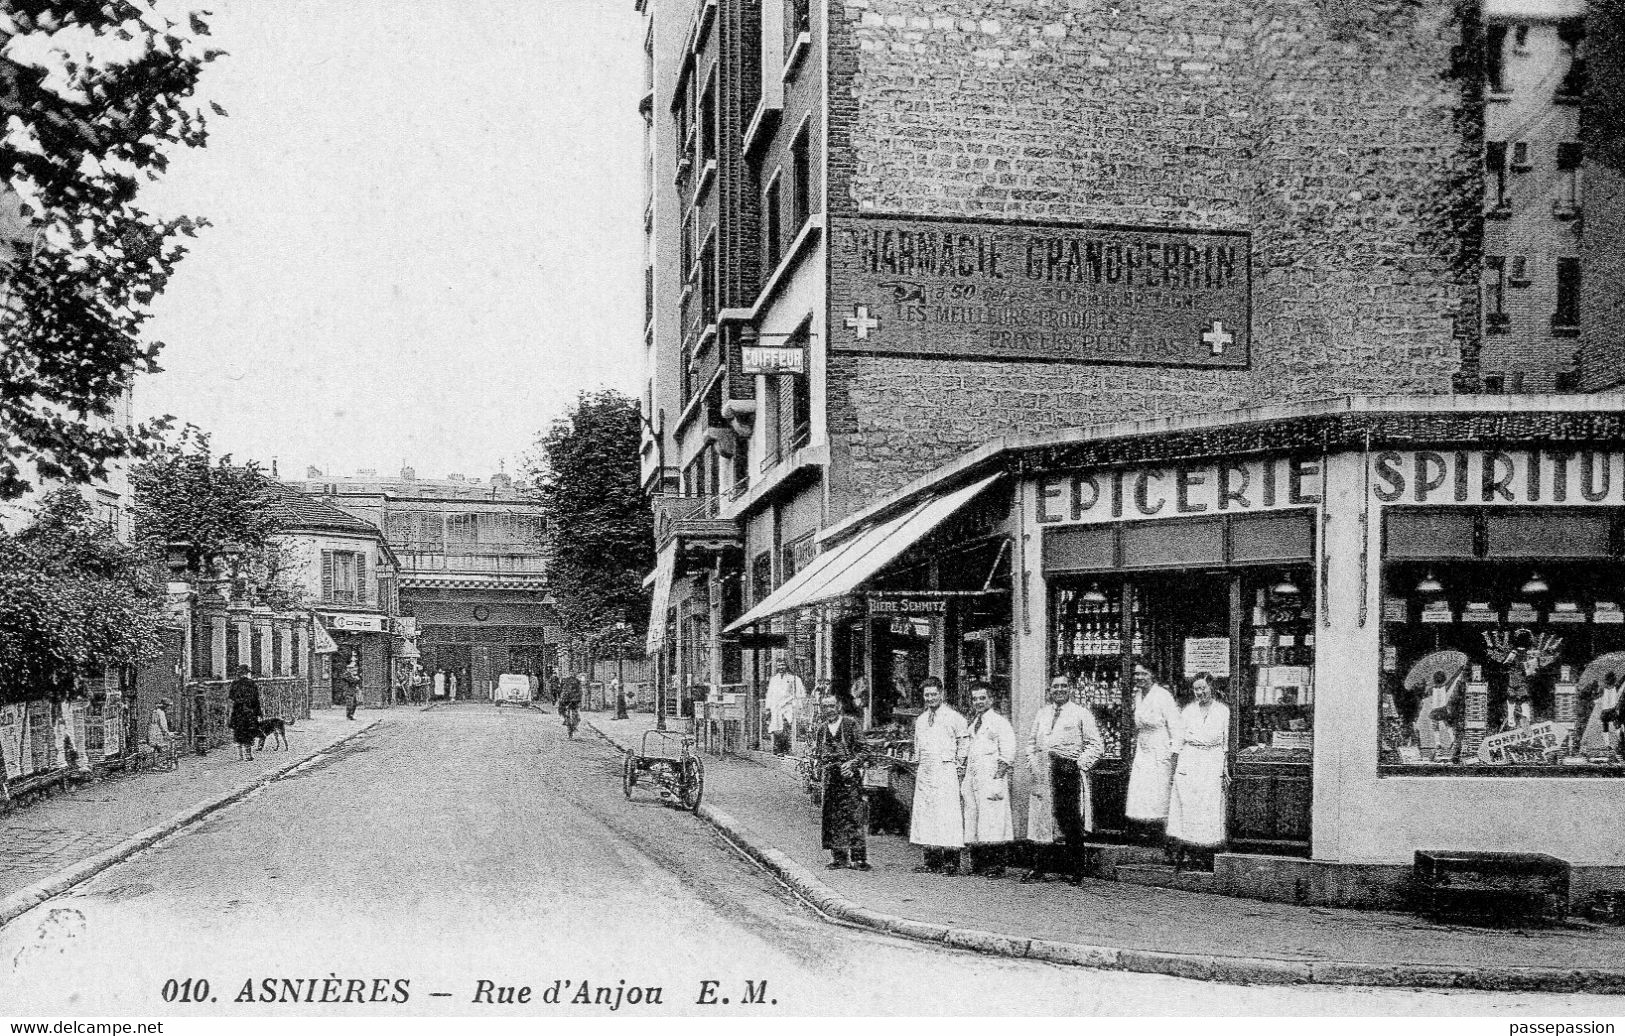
[1576,652,1625,755]
[1404,650,1469,749]
[1482,629,1563,730]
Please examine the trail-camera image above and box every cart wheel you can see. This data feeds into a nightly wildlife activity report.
[680,754,705,812]
[622,752,636,799]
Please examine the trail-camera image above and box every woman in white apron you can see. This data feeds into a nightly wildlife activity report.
[1166,672,1230,871]
[1125,664,1182,855]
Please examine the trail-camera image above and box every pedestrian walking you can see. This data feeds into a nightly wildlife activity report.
[147,698,173,752]
[612,675,628,720]
[766,657,806,755]
[909,676,967,874]
[1166,672,1230,872]
[228,666,262,761]
[959,681,1015,877]
[341,658,361,720]
[1024,674,1104,885]
[813,692,871,871]
[1126,663,1182,857]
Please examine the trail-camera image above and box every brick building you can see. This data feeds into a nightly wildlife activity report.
[636,0,1620,730]
[287,468,553,701]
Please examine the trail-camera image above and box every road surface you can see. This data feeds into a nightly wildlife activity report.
[2,707,1614,1015]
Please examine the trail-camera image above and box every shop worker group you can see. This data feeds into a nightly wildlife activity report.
[813,662,1230,879]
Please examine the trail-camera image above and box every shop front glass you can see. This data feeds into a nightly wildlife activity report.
[1380,506,1625,774]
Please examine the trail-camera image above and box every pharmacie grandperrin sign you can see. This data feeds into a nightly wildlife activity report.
[1035,457,1322,525]
[830,214,1250,368]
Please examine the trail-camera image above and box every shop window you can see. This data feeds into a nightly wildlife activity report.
[1378,506,1625,775]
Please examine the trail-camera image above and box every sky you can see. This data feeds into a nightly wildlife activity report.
[136,0,646,483]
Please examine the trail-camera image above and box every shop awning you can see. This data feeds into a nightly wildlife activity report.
[725,473,1001,633]
[645,541,677,655]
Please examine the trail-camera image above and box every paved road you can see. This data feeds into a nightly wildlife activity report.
[2,707,1615,1015]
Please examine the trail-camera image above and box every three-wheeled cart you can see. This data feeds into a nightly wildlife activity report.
[622,729,705,811]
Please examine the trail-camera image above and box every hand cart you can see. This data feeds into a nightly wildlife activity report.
[622,729,705,811]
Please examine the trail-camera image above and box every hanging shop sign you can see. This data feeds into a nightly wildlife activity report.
[830,213,1250,368]
[323,613,387,634]
[741,345,806,376]
[1034,456,1322,525]
[312,622,340,654]
[1370,450,1625,506]
[868,596,950,617]
[1182,637,1232,679]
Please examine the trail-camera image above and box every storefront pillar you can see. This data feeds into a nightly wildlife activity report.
[1011,480,1048,836]
[1310,450,1381,864]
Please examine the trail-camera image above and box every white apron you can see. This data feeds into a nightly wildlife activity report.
[1026,701,1102,842]
[766,674,804,734]
[1580,684,1620,754]
[1126,684,1181,821]
[910,705,967,848]
[1167,700,1230,848]
[960,710,1015,845]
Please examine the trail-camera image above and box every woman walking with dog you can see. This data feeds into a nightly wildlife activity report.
[229,665,263,761]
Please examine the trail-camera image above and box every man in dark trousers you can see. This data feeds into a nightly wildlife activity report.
[341,657,361,720]
[813,692,872,871]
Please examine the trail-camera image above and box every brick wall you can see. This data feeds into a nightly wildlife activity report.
[1580,0,1625,392]
[823,0,1480,514]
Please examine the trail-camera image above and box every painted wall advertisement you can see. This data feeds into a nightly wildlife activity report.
[831,214,1250,368]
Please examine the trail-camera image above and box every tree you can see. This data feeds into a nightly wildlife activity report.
[0,487,163,704]
[528,390,653,649]
[0,1,221,500]
[129,426,302,608]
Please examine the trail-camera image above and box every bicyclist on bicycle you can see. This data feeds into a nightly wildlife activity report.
[557,676,583,736]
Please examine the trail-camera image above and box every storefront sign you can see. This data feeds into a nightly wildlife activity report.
[741,345,806,376]
[1478,720,1566,763]
[1183,637,1232,679]
[831,214,1250,368]
[324,613,386,634]
[1371,450,1625,506]
[1035,457,1322,525]
[868,597,949,617]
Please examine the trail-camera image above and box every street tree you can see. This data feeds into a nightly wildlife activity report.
[0,488,163,705]
[528,390,653,655]
[129,426,302,608]
[0,1,221,500]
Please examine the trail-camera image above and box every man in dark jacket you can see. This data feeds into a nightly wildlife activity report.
[229,666,262,760]
[813,692,871,871]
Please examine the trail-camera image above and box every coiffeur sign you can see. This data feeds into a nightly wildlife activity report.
[1034,457,1323,525]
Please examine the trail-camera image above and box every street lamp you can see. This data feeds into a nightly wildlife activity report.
[612,619,631,720]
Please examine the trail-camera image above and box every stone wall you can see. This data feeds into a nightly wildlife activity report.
[823,0,1480,514]
[1580,0,1625,392]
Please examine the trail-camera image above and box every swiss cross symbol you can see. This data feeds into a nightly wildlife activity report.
[844,304,880,340]
[1201,319,1234,356]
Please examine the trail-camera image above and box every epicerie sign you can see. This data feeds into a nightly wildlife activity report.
[830,214,1250,368]
[1370,450,1625,505]
[1034,457,1322,525]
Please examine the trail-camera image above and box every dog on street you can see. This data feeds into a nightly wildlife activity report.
[254,717,288,752]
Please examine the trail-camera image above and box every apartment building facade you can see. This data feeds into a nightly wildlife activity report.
[637,0,1620,724]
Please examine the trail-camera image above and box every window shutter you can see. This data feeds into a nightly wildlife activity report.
[321,550,334,602]
[357,551,369,604]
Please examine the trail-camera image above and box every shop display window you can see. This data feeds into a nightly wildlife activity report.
[1236,568,1316,760]
[1050,579,1138,758]
[1379,506,1625,775]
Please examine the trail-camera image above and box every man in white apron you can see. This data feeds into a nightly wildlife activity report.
[766,657,806,755]
[1024,674,1104,885]
[960,681,1015,877]
[910,676,968,874]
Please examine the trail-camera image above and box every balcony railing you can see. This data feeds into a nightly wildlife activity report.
[399,552,548,575]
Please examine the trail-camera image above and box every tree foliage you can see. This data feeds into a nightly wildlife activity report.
[129,425,302,608]
[0,1,221,500]
[0,487,163,704]
[528,390,653,646]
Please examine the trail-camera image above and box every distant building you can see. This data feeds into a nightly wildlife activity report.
[285,468,553,701]
[263,482,403,709]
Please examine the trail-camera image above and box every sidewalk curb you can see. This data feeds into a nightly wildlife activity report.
[0,719,381,931]
[586,717,1625,995]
